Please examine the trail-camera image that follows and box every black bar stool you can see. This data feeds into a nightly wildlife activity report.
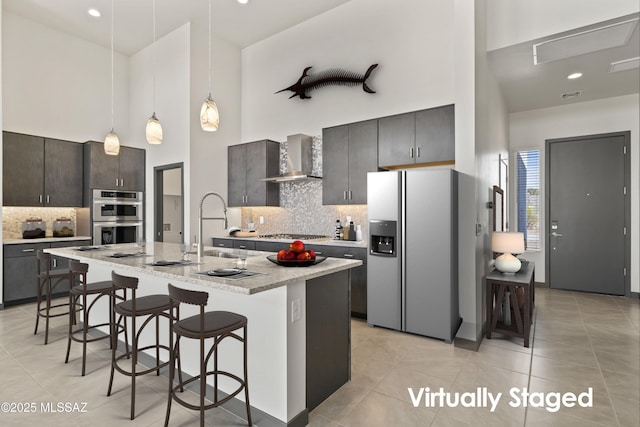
[34,250,76,344]
[164,283,252,427]
[65,260,126,376]
[107,271,173,420]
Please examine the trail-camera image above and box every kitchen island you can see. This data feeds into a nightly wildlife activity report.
[45,242,362,427]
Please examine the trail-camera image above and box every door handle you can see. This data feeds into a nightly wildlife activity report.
[550,232,564,237]
[410,147,414,158]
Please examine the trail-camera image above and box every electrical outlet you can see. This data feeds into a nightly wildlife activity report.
[291,299,301,323]
[259,216,264,225]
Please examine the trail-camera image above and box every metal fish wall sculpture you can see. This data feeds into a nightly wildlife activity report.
[276,64,378,99]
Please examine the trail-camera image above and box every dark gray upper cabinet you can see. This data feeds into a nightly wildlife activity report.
[2,132,83,207]
[83,141,145,202]
[378,104,455,168]
[322,119,378,205]
[227,140,280,207]
[44,138,83,207]
[415,104,455,163]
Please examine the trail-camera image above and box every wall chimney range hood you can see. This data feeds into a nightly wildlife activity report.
[262,134,321,182]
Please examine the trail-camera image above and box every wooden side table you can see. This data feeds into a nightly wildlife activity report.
[485,262,535,347]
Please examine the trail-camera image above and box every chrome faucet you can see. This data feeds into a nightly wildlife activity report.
[198,192,228,259]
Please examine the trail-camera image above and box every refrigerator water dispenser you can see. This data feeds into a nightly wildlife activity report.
[369,220,397,257]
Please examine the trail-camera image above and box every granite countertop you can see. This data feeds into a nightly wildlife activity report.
[45,242,362,296]
[214,234,368,249]
[3,236,93,245]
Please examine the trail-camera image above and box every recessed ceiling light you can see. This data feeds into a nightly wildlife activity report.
[88,8,101,18]
[238,0,249,4]
[567,72,583,80]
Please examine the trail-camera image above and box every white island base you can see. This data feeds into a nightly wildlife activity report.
[46,243,360,427]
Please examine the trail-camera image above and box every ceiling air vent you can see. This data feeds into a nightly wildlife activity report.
[562,91,582,99]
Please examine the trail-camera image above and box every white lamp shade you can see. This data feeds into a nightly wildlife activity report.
[200,97,219,131]
[491,232,525,254]
[146,114,163,144]
[104,131,120,155]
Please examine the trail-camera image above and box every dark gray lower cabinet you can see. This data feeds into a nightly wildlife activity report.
[2,240,91,306]
[306,270,350,411]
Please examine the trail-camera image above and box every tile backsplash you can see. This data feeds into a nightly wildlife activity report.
[2,207,79,239]
[241,134,368,239]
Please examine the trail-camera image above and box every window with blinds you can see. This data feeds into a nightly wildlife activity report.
[516,150,541,251]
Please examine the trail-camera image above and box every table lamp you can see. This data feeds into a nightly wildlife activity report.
[492,232,525,274]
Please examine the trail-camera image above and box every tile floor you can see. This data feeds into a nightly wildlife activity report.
[0,286,638,426]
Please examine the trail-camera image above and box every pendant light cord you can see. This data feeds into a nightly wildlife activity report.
[110,0,115,132]
[208,0,212,98]
[152,0,156,114]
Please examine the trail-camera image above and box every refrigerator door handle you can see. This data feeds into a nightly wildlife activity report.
[400,170,407,331]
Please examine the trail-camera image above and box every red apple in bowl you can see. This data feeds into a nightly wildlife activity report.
[307,249,316,260]
[282,250,296,261]
[297,251,312,261]
[289,240,305,254]
[277,249,287,261]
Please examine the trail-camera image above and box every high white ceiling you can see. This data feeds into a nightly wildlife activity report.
[488,13,640,113]
[3,1,639,113]
[2,0,352,53]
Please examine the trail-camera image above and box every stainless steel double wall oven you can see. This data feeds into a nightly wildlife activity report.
[92,189,143,245]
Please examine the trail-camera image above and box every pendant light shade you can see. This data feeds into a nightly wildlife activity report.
[200,95,219,131]
[104,131,121,155]
[146,0,163,144]
[104,0,120,156]
[146,113,163,144]
[201,0,219,132]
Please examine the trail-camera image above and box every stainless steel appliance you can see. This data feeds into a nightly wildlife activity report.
[367,169,460,342]
[93,221,143,245]
[92,189,143,221]
[92,189,143,245]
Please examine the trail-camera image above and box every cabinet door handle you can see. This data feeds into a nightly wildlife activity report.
[410,147,414,158]
[343,253,354,258]
[218,243,225,247]
[46,195,50,204]
[52,258,57,268]
[343,191,347,200]
[416,146,421,158]
[239,245,247,249]
[39,195,43,204]
[348,190,353,200]
[120,179,124,187]
[315,251,323,255]
[115,178,119,187]
[22,248,35,253]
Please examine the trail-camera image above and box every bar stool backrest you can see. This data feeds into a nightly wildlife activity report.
[69,260,89,290]
[112,271,139,312]
[36,250,51,278]
[167,284,209,336]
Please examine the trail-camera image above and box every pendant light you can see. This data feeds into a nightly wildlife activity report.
[200,0,219,131]
[104,0,120,155]
[145,0,163,144]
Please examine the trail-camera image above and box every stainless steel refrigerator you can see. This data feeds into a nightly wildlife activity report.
[367,169,460,342]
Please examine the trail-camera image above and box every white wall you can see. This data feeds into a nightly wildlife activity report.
[509,94,639,292]
[486,0,640,50]
[241,0,455,142]
[189,15,242,245]
[128,23,191,243]
[2,11,129,143]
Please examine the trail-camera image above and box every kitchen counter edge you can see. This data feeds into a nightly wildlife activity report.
[3,236,92,245]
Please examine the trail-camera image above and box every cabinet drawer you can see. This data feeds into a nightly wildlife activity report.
[306,245,367,263]
[50,239,92,249]
[3,242,51,258]
[254,241,283,252]
[212,238,233,248]
[233,240,256,250]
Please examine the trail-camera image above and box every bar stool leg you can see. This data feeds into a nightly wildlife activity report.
[65,292,74,364]
[243,326,252,426]
[44,277,52,345]
[200,336,205,427]
[34,277,43,336]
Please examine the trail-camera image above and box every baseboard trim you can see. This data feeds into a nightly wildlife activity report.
[454,329,483,352]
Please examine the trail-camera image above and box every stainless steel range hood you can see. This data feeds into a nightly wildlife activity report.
[261,134,321,182]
